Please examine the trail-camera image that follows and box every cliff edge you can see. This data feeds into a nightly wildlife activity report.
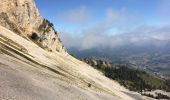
[0,0,65,52]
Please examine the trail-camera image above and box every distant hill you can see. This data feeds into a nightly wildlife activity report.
[82,58,170,99]
[69,35,170,79]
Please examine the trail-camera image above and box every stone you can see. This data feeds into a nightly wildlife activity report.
[0,0,65,53]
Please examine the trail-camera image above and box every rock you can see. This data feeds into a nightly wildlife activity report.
[0,0,65,53]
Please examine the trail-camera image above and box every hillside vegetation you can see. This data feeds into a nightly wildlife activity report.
[82,58,170,99]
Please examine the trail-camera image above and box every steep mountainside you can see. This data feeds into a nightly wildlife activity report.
[0,0,154,100]
[0,0,65,52]
[82,58,170,99]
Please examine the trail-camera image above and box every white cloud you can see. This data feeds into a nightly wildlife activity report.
[59,7,170,51]
[106,8,142,28]
[57,6,91,24]
[68,6,90,23]
[105,8,121,23]
[60,25,170,50]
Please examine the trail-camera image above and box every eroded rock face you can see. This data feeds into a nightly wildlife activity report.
[0,0,65,52]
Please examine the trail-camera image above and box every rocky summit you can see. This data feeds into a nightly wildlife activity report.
[0,0,65,52]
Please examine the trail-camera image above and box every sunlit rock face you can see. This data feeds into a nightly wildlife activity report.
[0,0,65,52]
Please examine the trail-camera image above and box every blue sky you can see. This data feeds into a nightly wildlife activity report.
[35,0,170,49]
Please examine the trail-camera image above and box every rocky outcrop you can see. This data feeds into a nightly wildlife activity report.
[0,0,65,52]
[82,58,112,67]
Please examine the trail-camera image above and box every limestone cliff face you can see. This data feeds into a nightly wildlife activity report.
[0,0,65,52]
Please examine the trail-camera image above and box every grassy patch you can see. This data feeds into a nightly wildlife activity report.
[139,74,165,89]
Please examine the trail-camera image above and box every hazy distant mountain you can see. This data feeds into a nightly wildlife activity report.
[68,32,170,79]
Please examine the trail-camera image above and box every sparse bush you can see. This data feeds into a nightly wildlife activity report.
[142,93,155,98]
[82,58,170,93]
[88,83,91,88]
[155,93,170,99]
[142,93,170,99]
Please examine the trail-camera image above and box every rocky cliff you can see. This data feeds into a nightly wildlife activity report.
[0,0,65,52]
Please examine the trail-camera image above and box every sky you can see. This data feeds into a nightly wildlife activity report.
[35,0,170,50]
